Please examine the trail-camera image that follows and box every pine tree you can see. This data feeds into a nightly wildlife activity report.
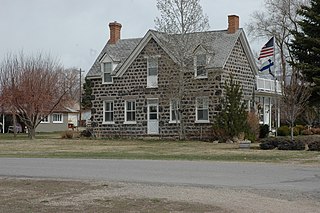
[213,76,248,141]
[290,0,320,103]
[81,78,92,110]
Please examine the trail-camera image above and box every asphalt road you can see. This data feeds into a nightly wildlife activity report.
[0,158,319,192]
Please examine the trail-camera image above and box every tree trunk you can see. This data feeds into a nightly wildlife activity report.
[28,127,36,140]
[290,123,294,142]
[12,113,17,138]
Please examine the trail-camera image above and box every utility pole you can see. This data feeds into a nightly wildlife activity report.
[79,68,85,127]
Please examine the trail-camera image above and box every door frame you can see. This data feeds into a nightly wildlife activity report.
[147,99,159,135]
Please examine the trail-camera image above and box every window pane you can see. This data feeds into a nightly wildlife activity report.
[171,99,180,121]
[125,101,136,122]
[104,73,112,82]
[197,55,206,66]
[104,62,112,73]
[52,114,62,122]
[148,67,158,76]
[149,106,157,113]
[127,112,136,121]
[148,58,158,67]
[197,66,206,76]
[105,102,110,111]
[203,109,208,120]
[104,101,114,122]
[105,112,113,122]
[197,110,203,120]
[149,113,157,120]
[172,110,179,121]
[197,97,209,121]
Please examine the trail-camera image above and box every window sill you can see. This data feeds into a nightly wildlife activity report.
[52,121,63,124]
[124,121,137,125]
[195,120,210,124]
[102,82,113,85]
[146,86,158,89]
[195,76,208,79]
[169,121,180,124]
[102,122,115,125]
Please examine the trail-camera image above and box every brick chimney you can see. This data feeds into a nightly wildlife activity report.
[227,15,239,34]
[108,21,122,44]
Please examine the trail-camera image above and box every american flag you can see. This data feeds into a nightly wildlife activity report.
[258,37,274,60]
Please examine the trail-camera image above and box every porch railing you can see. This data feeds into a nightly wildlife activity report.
[256,77,282,94]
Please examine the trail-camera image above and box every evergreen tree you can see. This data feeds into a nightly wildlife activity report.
[290,0,320,103]
[81,78,92,109]
[213,76,248,141]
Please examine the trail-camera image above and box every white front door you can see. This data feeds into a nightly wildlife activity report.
[147,99,159,134]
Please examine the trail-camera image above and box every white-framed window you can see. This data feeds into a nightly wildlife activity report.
[125,100,136,124]
[52,113,63,123]
[103,62,113,84]
[147,57,158,88]
[170,99,180,123]
[195,54,207,78]
[196,97,209,123]
[40,115,50,123]
[103,101,114,124]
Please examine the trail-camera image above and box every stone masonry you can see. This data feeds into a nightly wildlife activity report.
[90,37,255,139]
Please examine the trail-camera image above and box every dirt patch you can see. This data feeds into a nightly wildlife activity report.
[0,178,224,213]
[0,177,319,213]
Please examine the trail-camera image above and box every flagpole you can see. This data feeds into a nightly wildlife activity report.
[273,36,278,137]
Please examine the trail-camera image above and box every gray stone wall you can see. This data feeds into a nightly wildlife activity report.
[90,38,255,139]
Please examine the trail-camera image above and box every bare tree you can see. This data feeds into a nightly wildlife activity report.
[281,69,311,141]
[247,0,308,84]
[154,0,209,139]
[0,53,78,139]
[303,106,316,129]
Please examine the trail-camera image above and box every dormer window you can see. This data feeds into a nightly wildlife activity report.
[195,54,207,78]
[103,62,113,84]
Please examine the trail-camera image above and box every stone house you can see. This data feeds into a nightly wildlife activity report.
[86,15,278,139]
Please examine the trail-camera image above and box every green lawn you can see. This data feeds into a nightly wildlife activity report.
[0,133,319,164]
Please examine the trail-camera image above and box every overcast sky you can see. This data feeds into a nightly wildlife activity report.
[0,0,265,72]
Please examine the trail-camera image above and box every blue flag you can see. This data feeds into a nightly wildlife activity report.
[259,59,275,78]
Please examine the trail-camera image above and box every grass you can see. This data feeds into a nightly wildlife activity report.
[0,133,319,164]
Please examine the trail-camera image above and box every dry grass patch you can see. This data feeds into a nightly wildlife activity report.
[0,136,319,164]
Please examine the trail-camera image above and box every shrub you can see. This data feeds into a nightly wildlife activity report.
[277,126,290,136]
[308,141,320,151]
[311,128,320,135]
[260,137,306,150]
[259,124,269,138]
[246,112,260,142]
[61,130,74,139]
[277,140,305,150]
[301,129,313,135]
[259,138,279,150]
[295,125,305,134]
[81,129,92,137]
[293,127,300,136]
[212,128,228,142]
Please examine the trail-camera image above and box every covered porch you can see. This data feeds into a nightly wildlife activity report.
[255,77,282,131]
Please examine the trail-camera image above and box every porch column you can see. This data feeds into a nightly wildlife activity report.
[262,97,265,125]
[277,103,281,128]
[269,97,272,130]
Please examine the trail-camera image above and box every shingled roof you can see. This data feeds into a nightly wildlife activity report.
[87,38,142,78]
[87,28,256,78]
